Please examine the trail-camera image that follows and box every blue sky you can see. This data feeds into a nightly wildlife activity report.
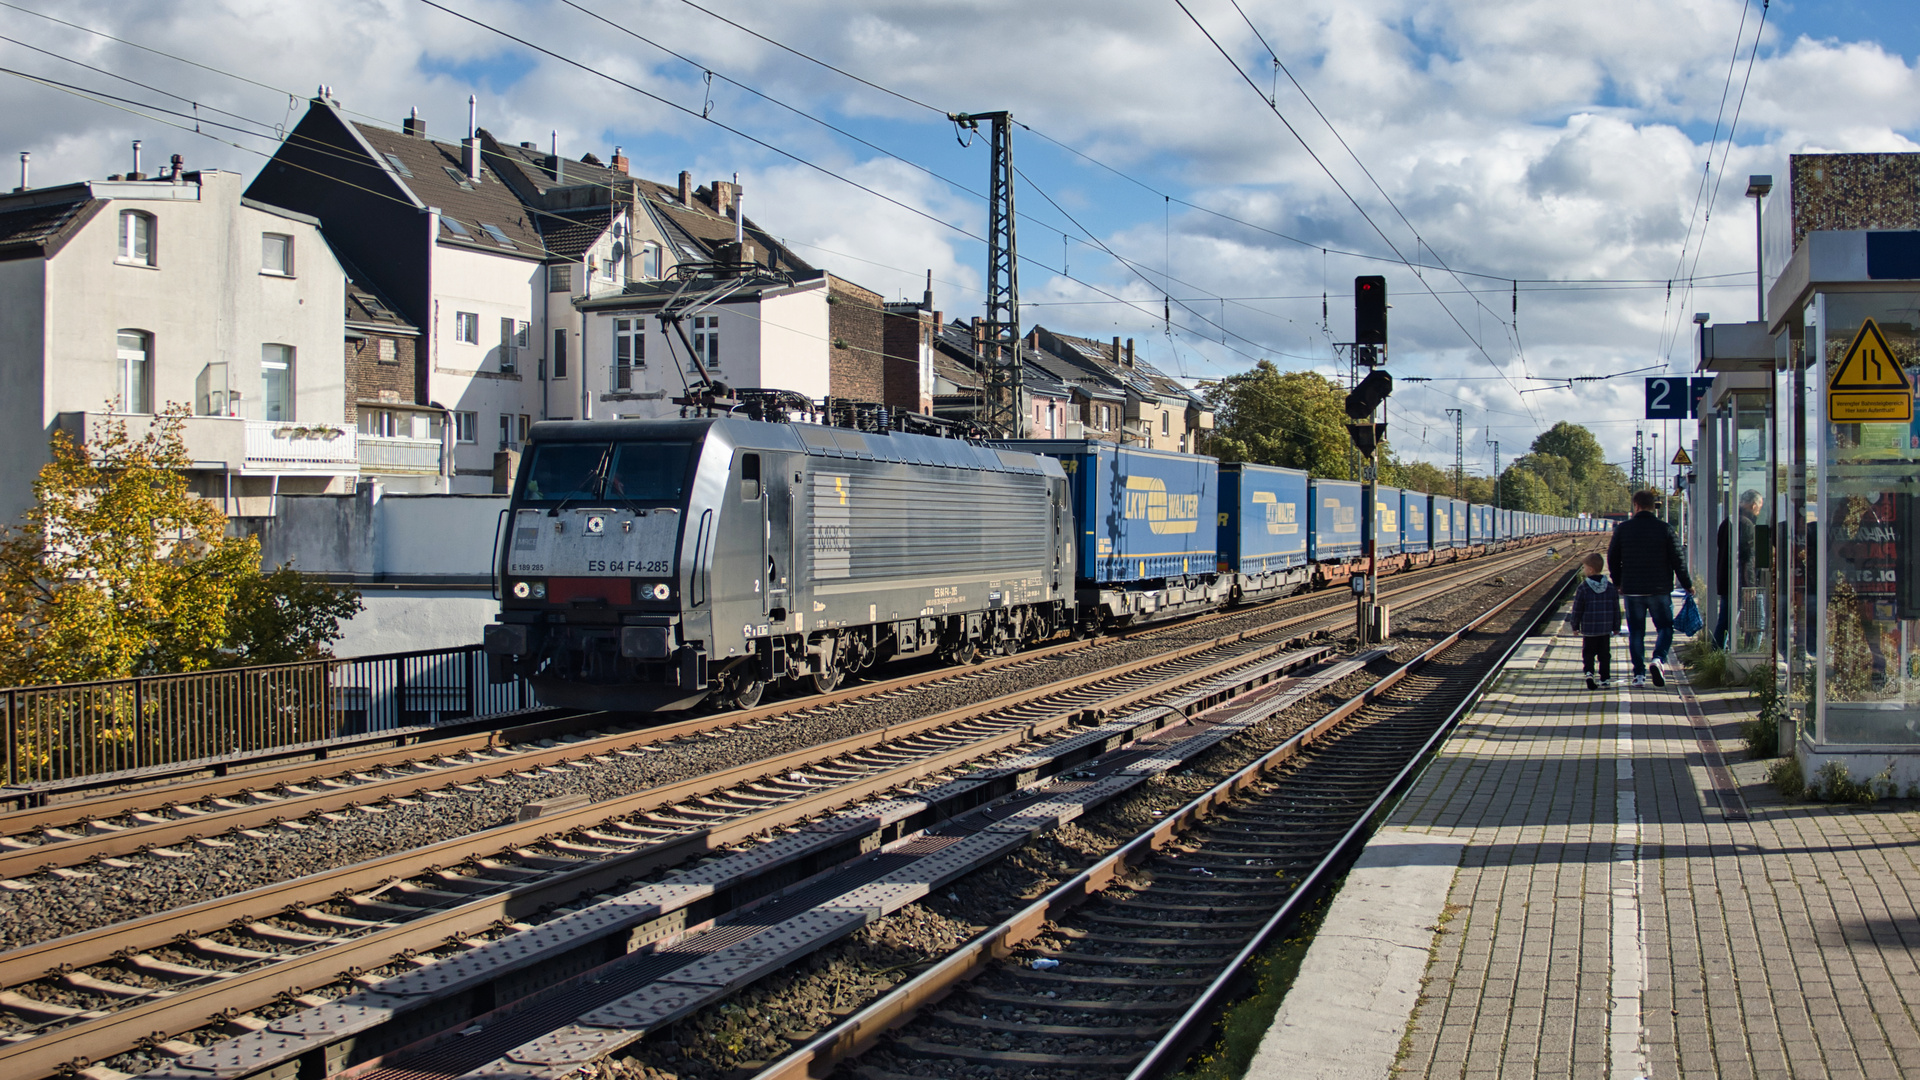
[2,0,1916,470]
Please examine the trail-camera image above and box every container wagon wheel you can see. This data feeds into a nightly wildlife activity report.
[808,666,841,694]
[728,677,766,710]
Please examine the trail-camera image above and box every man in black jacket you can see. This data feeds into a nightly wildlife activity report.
[1608,490,1694,686]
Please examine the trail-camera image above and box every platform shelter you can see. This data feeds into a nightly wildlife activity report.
[1708,152,1920,786]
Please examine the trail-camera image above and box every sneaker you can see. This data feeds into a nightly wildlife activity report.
[1631,674,1648,686]
[1649,660,1667,687]
[1586,674,1599,690]
[1596,677,1613,688]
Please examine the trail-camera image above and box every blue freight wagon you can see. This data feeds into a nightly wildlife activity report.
[1370,485,1403,557]
[1499,508,1513,540]
[998,439,1222,626]
[1218,463,1310,573]
[1444,497,1469,549]
[1430,497,1452,550]
[1468,503,1493,545]
[1401,491,1431,554]
[1308,478,1364,561]
[997,439,1217,582]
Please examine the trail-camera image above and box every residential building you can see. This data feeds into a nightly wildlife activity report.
[0,162,354,521]
[1027,326,1215,450]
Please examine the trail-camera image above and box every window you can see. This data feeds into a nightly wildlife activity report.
[552,328,568,379]
[549,265,573,293]
[382,152,413,178]
[455,311,480,344]
[614,317,645,389]
[261,344,294,421]
[691,315,719,370]
[454,411,477,443]
[1161,411,1170,436]
[640,242,660,279]
[442,217,472,240]
[442,165,474,191]
[740,453,761,501]
[261,233,293,275]
[499,414,512,450]
[375,338,398,363]
[498,317,528,372]
[116,330,153,413]
[479,223,515,249]
[596,247,616,281]
[518,413,532,443]
[359,409,398,437]
[117,210,155,266]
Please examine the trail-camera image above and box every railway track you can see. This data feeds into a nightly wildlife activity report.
[86,541,1589,1076]
[747,553,1576,1080]
[0,544,1550,885]
[0,547,1560,1080]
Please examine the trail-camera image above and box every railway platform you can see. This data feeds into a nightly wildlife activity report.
[1248,623,1920,1080]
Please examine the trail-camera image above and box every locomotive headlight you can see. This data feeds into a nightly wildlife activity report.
[531,581,547,599]
[650,583,671,601]
[511,581,530,599]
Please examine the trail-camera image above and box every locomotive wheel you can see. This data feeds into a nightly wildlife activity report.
[949,640,978,666]
[731,678,766,710]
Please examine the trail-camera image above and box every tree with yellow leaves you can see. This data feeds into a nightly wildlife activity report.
[0,408,360,686]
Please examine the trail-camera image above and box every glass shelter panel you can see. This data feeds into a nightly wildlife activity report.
[1730,391,1772,659]
[1815,291,1920,745]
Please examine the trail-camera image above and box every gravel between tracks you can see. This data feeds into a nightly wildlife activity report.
[0,573,1418,952]
[586,549,1579,1080]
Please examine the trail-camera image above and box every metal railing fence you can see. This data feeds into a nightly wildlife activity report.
[2,645,532,786]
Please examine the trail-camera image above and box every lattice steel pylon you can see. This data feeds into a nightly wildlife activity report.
[953,110,1023,437]
[1445,408,1464,497]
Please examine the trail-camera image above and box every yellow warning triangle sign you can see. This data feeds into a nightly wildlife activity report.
[1829,319,1911,392]
[1671,448,1692,466]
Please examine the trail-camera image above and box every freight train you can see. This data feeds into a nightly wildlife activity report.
[482,408,1599,711]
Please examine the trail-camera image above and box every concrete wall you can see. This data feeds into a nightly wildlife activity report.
[255,485,507,656]
[758,284,830,401]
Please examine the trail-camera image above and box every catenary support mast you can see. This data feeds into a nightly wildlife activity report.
[952,111,1023,437]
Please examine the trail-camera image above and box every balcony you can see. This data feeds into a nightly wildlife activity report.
[54,413,360,476]
[358,435,444,476]
[245,421,358,471]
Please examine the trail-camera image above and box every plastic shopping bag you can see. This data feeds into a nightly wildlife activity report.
[1674,595,1703,637]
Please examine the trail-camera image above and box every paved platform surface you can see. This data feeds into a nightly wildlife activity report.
[1248,626,1920,1080]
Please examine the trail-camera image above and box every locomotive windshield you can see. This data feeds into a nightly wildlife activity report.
[517,441,695,506]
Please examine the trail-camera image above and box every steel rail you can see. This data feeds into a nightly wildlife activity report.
[745,555,1578,1080]
[0,546,1551,881]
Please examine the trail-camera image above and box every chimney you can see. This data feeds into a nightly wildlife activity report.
[709,178,737,216]
[1111,336,1122,366]
[544,129,564,185]
[403,107,426,138]
[732,172,743,244]
[169,154,184,183]
[462,95,481,182]
[128,139,144,181]
[1125,339,1135,367]
[923,269,933,311]
[971,316,984,353]
[15,151,27,193]
[678,170,692,204]
[610,146,629,175]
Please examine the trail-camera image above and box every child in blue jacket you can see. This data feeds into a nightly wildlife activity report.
[1567,552,1622,689]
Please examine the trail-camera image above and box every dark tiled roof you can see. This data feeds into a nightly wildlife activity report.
[345,277,416,332]
[351,123,547,259]
[1032,326,1204,406]
[480,136,627,198]
[645,194,812,274]
[0,191,97,260]
[538,207,613,260]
